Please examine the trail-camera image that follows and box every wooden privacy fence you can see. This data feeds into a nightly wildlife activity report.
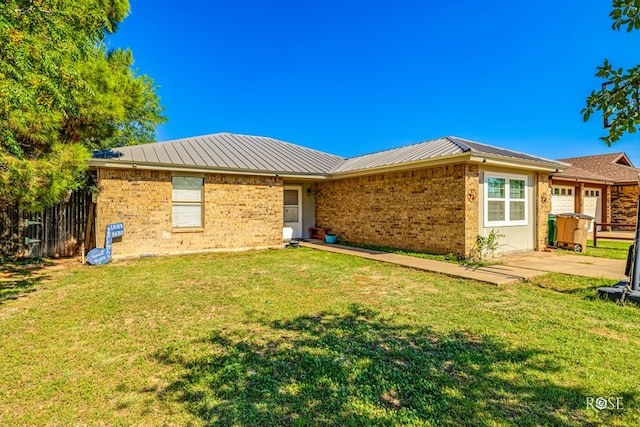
[0,192,95,259]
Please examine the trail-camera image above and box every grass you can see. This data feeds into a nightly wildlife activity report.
[557,239,634,260]
[1,249,639,426]
[0,257,51,304]
[338,241,479,265]
[343,239,634,263]
[586,239,633,260]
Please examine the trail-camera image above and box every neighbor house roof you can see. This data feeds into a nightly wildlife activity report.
[552,152,640,184]
[89,133,566,177]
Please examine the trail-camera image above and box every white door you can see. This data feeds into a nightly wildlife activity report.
[584,188,602,231]
[551,186,575,214]
[283,186,302,240]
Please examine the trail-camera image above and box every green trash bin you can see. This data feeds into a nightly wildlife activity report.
[547,214,557,247]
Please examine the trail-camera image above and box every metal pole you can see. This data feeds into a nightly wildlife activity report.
[632,174,640,291]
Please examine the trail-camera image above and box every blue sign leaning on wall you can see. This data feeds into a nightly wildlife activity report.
[87,222,125,265]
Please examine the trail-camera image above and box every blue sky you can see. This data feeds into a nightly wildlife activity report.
[109,1,640,162]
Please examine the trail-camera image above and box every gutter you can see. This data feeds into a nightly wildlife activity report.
[468,153,568,173]
[87,159,330,180]
[89,151,567,181]
[550,175,614,185]
[551,175,640,186]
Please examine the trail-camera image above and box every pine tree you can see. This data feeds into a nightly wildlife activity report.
[0,0,166,210]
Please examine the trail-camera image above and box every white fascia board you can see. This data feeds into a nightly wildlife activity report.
[87,160,330,180]
[468,153,567,173]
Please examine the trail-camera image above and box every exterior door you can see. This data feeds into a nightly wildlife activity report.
[283,186,302,240]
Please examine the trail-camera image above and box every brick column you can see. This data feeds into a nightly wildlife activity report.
[464,164,480,257]
[535,172,552,251]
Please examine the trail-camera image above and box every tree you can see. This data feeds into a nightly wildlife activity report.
[0,0,166,211]
[583,1,640,146]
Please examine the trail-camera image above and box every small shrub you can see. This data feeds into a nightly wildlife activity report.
[474,229,504,261]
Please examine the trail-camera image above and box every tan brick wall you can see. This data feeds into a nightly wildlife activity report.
[535,172,552,250]
[95,168,283,258]
[611,184,639,226]
[464,164,480,256]
[315,163,478,257]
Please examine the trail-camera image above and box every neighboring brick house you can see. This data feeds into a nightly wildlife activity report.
[550,153,640,229]
[88,133,565,259]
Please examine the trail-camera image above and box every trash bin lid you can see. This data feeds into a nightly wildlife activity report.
[555,213,594,219]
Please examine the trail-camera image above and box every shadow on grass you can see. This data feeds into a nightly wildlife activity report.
[528,273,621,298]
[153,304,617,426]
[0,258,50,304]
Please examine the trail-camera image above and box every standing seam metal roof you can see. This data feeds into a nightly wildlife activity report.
[92,133,565,175]
[332,136,564,173]
[94,133,345,175]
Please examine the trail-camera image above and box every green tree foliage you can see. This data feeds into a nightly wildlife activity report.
[0,0,166,211]
[583,0,640,146]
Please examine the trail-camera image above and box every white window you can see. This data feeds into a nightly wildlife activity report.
[485,173,528,226]
[283,189,299,222]
[172,176,203,227]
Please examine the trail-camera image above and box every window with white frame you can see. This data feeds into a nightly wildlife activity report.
[172,176,203,227]
[485,174,528,226]
[283,189,299,222]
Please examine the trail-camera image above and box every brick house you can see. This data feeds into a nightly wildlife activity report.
[88,133,565,259]
[550,153,640,229]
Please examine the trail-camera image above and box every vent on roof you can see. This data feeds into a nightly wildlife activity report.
[614,154,633,167]
[93,149,123,159]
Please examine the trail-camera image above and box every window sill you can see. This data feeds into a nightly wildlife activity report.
[172,227,205,233]
[484,221,527,228]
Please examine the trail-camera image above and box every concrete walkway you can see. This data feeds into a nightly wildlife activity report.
[300,240,627,285]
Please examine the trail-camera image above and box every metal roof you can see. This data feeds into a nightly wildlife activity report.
[92,133,345,176]
[91,133,565,176]
[453,136,566,164]
[333,136,566,173]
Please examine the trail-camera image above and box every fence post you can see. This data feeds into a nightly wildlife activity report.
[593,222,598,248]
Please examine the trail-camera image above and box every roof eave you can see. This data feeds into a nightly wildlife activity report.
[550,172,640,185]
[550,175,614,185]
[468,153,567,172]
[328,152,473,179]
[88,159,330,180]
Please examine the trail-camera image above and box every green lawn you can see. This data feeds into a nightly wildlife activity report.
[343,239,635,262]
[585,239,634,260]
[1,249,639,426]
[557,239,633,260]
